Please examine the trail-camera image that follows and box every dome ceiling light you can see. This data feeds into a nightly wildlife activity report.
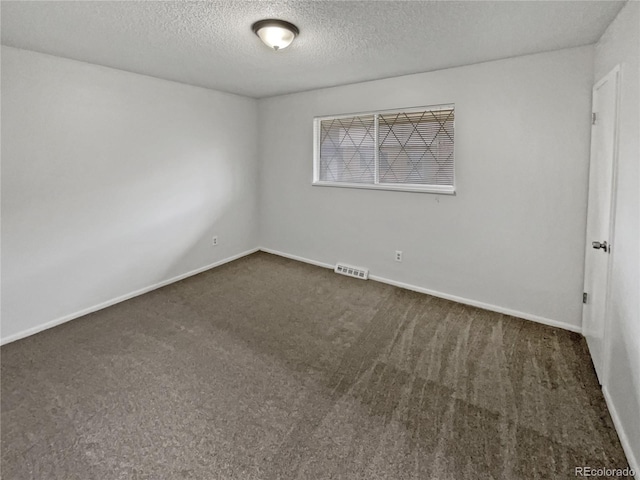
[252,19,299,51]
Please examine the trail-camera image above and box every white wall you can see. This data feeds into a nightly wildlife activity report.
[258,46,594,330]
[1,47,259,342]
[594,1,640,470]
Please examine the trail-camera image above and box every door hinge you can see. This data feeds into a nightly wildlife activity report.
[583,292,588,304]
[592,112,597,125]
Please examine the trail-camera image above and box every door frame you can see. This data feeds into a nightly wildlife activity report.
[584,64,621,386]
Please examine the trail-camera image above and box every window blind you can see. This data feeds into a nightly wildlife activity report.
[315,105,455,193]
[318,115,375,184]
[378,109,454,186]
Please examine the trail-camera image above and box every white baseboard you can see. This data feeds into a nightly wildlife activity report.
[0,247,260,346]
[1,245,582,343]
[260,247,335,270]
[259,247,582,334]
[368,274,582,334]
[603,386,639,477]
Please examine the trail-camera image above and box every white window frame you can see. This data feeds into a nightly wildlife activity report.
[313,104,456,195]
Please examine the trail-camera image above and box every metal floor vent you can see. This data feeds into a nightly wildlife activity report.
[334,263,369,280]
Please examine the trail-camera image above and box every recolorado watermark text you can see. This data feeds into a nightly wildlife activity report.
[575,466,635,477]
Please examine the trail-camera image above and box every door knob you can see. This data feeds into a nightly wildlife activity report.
[592,241,608,252]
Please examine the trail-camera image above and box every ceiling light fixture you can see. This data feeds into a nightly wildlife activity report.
[252,19,299,51]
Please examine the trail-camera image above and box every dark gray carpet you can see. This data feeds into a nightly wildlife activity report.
[1,252,631,479]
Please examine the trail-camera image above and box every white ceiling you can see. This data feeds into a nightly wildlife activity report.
[1,1,625,98]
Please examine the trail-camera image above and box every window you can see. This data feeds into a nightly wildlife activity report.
[313,105,455,194]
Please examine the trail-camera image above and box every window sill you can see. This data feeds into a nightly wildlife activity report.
[312,181,455,195]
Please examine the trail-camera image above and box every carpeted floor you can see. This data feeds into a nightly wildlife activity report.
[1,252,631,479]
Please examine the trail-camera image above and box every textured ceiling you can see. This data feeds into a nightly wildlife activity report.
[1,1,625,98]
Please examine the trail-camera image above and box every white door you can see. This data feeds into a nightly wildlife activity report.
[583,66,620,385]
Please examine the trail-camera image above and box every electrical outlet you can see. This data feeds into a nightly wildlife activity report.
[212,236,219,246]
[395,250,402,262]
